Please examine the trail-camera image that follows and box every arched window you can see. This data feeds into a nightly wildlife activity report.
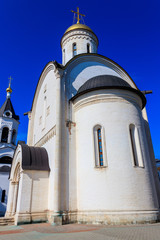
[93,125,106,167]
[63,49,65,64]
[129,124,143,167]
[87,43,90,53]
[1,127,9,143]
[73,43,77,56]
[12,129,16,145]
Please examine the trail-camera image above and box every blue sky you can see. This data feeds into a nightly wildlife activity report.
[0,0,160,158]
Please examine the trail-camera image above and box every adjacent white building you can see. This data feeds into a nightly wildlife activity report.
[6,10,160,225]
[0,84,19,216]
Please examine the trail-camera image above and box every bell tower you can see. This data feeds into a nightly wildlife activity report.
[0,78,19,217]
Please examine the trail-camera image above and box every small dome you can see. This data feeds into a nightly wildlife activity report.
[6,86,12,93]
[65,23,93,34]
[71,75,146,108]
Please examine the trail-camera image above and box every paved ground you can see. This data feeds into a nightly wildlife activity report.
[1,222,160,240]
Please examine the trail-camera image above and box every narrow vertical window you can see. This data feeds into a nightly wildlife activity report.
[129,127,137,166]
[87,43,90,53]
[73,43,77,56]
[129,124,143,167]
[93,125,106,167]
[97,128,103,166]
[63,49,65,64]
[1,127,9,143]
[1,190,5,203]
[11,130,16,145]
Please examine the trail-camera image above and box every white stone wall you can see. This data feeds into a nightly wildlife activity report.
[14,170,49,224]
[72,89,159,214]
[31,69,57,146]
[30,171,49,212]
[42,136,55,212]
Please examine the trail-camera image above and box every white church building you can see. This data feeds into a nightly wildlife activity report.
[5,8,160,225]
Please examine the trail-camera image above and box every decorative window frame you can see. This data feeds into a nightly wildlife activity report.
[129,124,144,168]
[93,124,107,168]
[3,110,12,118]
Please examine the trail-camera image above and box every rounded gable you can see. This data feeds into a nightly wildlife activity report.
[64,53,139,91]
[71,74,146,109]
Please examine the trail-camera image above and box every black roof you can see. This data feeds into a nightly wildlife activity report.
[77,75,131,93]
[20,144,50,171]
[0,98,19,120]
[71,75,146,108]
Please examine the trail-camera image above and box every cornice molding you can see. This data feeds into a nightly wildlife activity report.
[61,29,98,47]
[62,31,98,47]
[73,90,142,112]
[34,125,56,147]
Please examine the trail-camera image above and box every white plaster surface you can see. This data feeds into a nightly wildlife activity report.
[61,29,98,64]
[73,90,158,213]
[32,69,57,145]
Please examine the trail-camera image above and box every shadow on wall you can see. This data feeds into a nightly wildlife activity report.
[0,202,6,217]
[0,188,6,217]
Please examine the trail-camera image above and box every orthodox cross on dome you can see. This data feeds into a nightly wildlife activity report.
[8,76,13,87]
[71,7,85,24]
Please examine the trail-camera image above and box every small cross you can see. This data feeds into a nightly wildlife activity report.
[71,7,85,24]
[8,76,13,86]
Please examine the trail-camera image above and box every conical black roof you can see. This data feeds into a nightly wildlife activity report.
[0,98,19,120]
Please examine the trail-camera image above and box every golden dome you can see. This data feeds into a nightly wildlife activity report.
[6,86,12,93]
[65,23,93,34]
